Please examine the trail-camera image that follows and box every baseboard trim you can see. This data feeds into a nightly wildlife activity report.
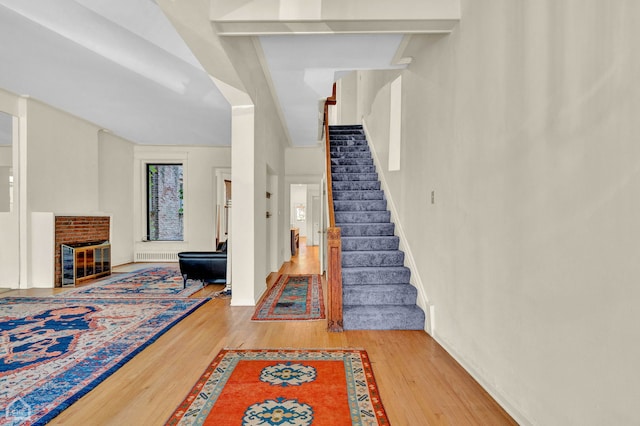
[433,333,532,426]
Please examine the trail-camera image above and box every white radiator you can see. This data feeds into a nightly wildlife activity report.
[134,251,179,262]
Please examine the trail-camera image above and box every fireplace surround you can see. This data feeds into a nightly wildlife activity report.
[55,216,110,287]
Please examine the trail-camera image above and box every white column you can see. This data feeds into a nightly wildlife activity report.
[230,105,257,305]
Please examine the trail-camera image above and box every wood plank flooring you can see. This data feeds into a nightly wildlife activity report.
[6,239,516,425]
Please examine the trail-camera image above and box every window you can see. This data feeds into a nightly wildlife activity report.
[147,164,183,241]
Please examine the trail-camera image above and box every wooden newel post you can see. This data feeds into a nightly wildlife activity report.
[327,226,343,332]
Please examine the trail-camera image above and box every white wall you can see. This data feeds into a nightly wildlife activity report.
[344,2,640,425]
[336,72,358,124]
[285,146,324,176]
[99,131,135,266]
[26,99,100,213]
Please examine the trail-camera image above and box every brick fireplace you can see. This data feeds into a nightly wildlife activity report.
[55,216,110,287]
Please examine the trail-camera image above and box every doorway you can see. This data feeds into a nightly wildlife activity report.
[289,184,320,248]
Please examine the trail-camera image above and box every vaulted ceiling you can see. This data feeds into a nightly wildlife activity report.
[0,0,449,147]
[0,0,230,146]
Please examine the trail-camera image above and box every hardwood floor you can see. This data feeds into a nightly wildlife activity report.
[7,238,516,425]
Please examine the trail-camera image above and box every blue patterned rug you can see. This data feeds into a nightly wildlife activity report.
[59,266,203,298]
[0,297,208,425]
[251,275,325,321]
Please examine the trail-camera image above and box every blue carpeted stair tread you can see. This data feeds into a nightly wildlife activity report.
[341,266,411,285]
[338,223,395,237]
[341,250,405,267]
[332,173,378,181]
[331,165,376,174]
[342,305,426,330]
[331,158,374,166]
[330,151,372,159]
[330,140,368,147]
[343,283,417,305]
[332,181,381,191]
[341,236,400,251]
[334,199,386,211]
[335,211,391,223]
[329,146,370,153]
[333,190,384,201]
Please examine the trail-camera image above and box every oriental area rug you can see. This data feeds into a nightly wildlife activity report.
[0,296,207,425]
[251,274,325,321]
[58,266,202,298]
[165,348,389,426]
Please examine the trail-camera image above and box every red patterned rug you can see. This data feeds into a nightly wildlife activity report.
[166,348,389,425]
[251,274,325,321]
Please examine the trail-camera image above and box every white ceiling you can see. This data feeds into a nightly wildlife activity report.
[0,0,404,147]
[259,34,404,146]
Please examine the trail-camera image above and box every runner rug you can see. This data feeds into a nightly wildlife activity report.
[0,296,208,425]
[166,348,389,426]
[252,274,325,321]
[58,266,202,298]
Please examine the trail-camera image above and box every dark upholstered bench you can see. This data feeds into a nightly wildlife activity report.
[177,250,227,288]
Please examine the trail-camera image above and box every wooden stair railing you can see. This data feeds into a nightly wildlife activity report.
[324,84,343,332]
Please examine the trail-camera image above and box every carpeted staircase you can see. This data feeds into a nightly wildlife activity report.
[329,125,425,330]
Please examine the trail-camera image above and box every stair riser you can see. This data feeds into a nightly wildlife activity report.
[330,147,370,154]
[331,165,376,174]
[332,191,384,201]
[329,127,364,131]
[329,125,362,129]
[335,211,390,223]
[330,152,372,159]
[342,267,411,285]
[330,129,364,133]
[330,140,368,146]
[330,138,367,144]
[331,173,378,182]
[342,251,405,267]
[334,200,387,212]
[343,307,425,330]
[341,236,399,251]
[331,158,374,166]
[339,223,395,237]
[329,130,364,136]
[343,285,417,305]
[332,181,381,191]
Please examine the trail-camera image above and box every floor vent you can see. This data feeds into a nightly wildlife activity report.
[135,252,179,262]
